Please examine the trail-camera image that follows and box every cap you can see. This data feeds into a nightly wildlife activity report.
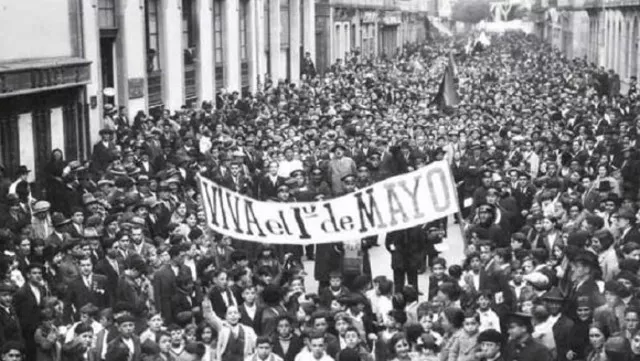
[32,201,51,214]
[477,329,503,344]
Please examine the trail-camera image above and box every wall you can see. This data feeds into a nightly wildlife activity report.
[0,0,73,61]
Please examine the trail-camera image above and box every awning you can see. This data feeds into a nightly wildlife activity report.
[0,57,91,98]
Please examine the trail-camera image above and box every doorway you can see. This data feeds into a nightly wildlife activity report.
[100,37,116,105]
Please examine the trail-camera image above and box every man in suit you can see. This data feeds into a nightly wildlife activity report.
[13,263,46,361]
[540,288,574,361]
[66,256,110,321]
[91,128,117,174]
[618,208,640,245]
[95,239,123,307]
[504,313,553,361]
[153,243,189,325]
[221,161,254,196]
[0,282,22,346]
[107,313,142,361]
[47,212,70,250]
[258,161,286,200]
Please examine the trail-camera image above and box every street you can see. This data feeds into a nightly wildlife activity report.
[303,216,466,298]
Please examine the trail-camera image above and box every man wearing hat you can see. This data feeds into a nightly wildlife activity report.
[328,143,357,195]
[477,329,504,361]
[13,262,46,360]
[504,312,553,361]
[539,287,574,361]
[92,128,117,174]
[618,207,640,245]
[46,212,70,250]
[31,200,52,239]
[568,251,605,314]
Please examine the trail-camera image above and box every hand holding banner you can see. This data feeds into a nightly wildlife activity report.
[199,161,460,244]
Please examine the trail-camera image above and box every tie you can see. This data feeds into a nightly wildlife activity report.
[85,277,91,289]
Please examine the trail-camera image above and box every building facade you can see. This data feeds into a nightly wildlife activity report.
[0,0,427,180]
[542,0,640,91]
[315,0,428,73]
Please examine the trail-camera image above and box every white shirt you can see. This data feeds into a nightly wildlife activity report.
[478,309,501,333]
[244,303,257,320]
[29,284,41,305]
[184,258,197,281]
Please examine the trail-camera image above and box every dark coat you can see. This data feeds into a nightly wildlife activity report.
[258,175,287,200]
[385,226,425,271]
[272,334,304,361]
[239,303,262,331]
[152,264,189,325]
[107,334,142,361]
[314,242,343,282]
[209,286,237,318]
[13,283,45,332]
[94,258,123,306]
[504,335,553,361]
[91,141,117,173]
[0,304,23,345]
[552,315,575,361]
[65,274,110,319]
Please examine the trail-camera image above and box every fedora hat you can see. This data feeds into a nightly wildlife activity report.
[51,212,71,228]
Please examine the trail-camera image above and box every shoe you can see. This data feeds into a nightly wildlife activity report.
[306,255,315,261]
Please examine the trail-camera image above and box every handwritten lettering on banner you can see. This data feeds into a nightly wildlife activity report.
[199,161,459,244]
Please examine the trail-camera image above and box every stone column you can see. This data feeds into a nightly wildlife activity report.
[247,0,259,92]
[82,0,102,144]
[224,0,241,91]
[119,0,147,118]
[161,0,185,109]
[269,0,281,81]
[289,0,301,84]
[302,0,315,58]
[196,0,215,101]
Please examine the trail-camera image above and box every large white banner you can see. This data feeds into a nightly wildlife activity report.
[199,161,459,244]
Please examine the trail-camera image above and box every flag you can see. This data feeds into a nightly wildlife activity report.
[431,65,459,109]
[448,51,457,77]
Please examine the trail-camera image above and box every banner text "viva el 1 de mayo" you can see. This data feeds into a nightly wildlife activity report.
[198,161,460,244]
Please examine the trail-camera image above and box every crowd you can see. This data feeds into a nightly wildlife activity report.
[1,29,640,361]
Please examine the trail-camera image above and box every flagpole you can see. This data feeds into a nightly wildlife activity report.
[444,162,467,250]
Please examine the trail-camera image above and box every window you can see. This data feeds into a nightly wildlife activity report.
[213,0,224,88]
[280,0,290,49]
[239,0,248,61]
[99,0,117,28]
[183,0,196,65]
[145,0,161,72]
[214,0,224,65]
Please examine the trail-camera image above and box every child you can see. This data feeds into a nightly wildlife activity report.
[141,312,165,344]
[448,310,480,361]
[476,329,502,361]
[168,324,187,359]
[336,326,373,361]
[416,333,440,361]
[417,308,443,347]
[476,291,501,333]
[157,331,175,361]
[319,271,349,308]
[373,310,407,361]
